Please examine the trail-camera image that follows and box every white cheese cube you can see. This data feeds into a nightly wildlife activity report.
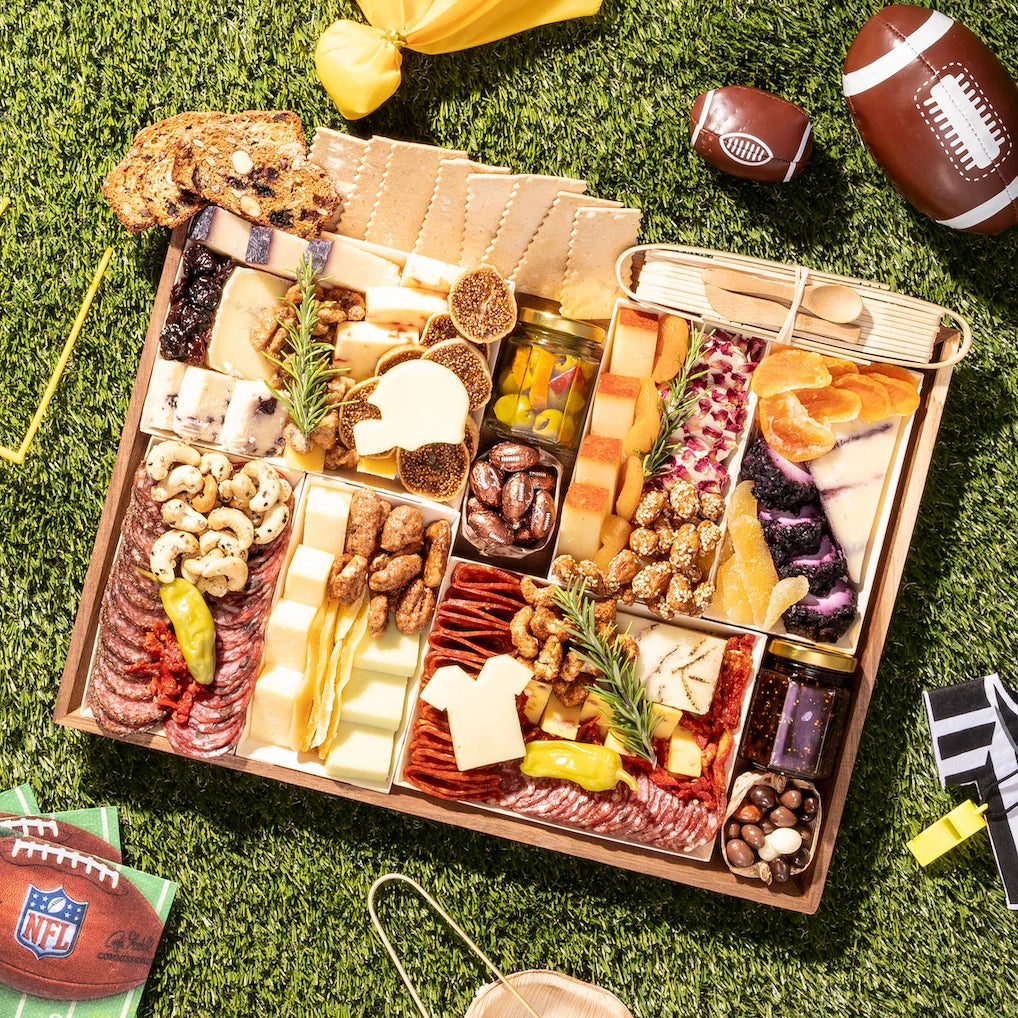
[339,668,409,731]
[365,286,448,328]
[322,722,396,784]
[282,545,335,606]
[246,665,304,748]
[173,366,235,444]
[219,379,289,458]
[355,621,421,676]
[206,267,287,380]
[318,233,403,291]
[264,600,317,672]
[522,679,553,726]
[540,692,583,740]
[302,485,351,556]
[142,357,188,432]
[333,321,419,381]
[609,306,658,378]
[400,254,462,294]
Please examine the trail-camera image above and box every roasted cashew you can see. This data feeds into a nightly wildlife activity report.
[161,498,208,534]
[253,502,290,545]
[197,573,230,598]
[199,530,249,560]
[181,548,223,586]
[276,476,292,505]
[200,451,232,481]
[202,554,248,593]
[146,440,201,481]
[241,460,282,514]
[151,464,203,503]
[219,472,257,509]
[207,507,255,551]
[189,474,219,514]
[150,530,200,584]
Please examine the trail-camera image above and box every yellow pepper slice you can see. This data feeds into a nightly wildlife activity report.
[520,740,637,792]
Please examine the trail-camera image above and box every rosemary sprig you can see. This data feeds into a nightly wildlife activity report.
[642,322,713,482]
[549,579,657,764]
[264,255,344,440]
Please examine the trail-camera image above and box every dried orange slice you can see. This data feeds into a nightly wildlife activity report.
[865,372,921,416]
[795,384,862,424]
[759,391,836,462]
[821,355,859,379]
[832,373,893,421]
[859,362,917,385]
[750,347,832,399]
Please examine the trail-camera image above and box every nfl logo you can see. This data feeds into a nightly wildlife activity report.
[16,885,88,960]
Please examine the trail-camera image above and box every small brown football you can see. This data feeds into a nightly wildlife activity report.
[843,5,1018,234]
[689,86,813,183]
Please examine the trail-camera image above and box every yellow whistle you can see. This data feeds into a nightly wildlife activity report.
[907,800,989,866]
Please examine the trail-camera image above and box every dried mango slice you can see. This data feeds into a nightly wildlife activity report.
[759,391,836,463]
[594,514,634,572]
[864,372,921,416]
[832,373,893,422]
[794,384,862,424]
[763,575,810,629]
[821,355,859,379]
[751,347,832,399]
[728,513,779,627]
[718,554,754,626]
[624,377,662,456]
[729,478,758,521]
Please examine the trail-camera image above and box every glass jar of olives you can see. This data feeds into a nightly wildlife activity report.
[740,638,857,781]
[484,307,604,451]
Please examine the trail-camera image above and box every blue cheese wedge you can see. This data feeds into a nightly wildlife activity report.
[142,356,188,432]
[627,618,726,716]
[173,365,235,444]
[219,379,289,458]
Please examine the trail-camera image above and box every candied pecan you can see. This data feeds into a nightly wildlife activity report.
[395,579,435,634]
[328,554,368,604]
[369,552,392,572]
[634,489,668,526]
[318,302,348,326]
[510,607,540,658]
[345,488,387,557]
[381,504,425,554]
[605,550,639,594]
[249,306,280,351]
[369,553,423,593]
[422,519,451,588]
[324,444,359,471]
[309,409,340,450]
[284,421,313,455]
[697,519,723,553]
[368,594,390,638]
[668,480,700,521]
[628,527,658,558]
[631,561,672,600]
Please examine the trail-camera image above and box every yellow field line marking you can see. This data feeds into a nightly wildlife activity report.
[0,202,113,464]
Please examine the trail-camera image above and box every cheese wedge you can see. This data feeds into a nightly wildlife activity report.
[207,267,286,380]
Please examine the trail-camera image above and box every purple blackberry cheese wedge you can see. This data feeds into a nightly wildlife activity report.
[782,579,858,644]
[777,534,848,595]
[808,418,904,583]
[741,438,816,509]
[758,504,823,564]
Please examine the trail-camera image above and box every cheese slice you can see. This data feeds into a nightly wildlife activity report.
[353,360,468,455]
[340,667,409,731]
[264,600,318,672]
[207,267,286,380]
[540,691,583,740]
[245,666,305,748]
[219,379,288,458]
[354,620,422,676]
[283,545,336,606]
[142,357,188,433]
[302,485,351,556]
[421,655,531,771]
[400,254,462,294]
[609,306,659,378]
[522,678,553,726]
[809,417,903,584]
[333,320,419,381]
[666,725,702,777]
[322,721,396,784]
[173,366,235,444]
[364,286,448,328]
[625,617,726,715]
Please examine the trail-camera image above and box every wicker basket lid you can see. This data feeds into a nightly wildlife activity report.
[465,970,633,1018]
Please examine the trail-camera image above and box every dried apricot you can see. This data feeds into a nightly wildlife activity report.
[821,355,859,379]
[652,316,689,382]
[859,362,918,385]
[831,373,893,421]
[865,372,921,416]
[794,384,862,424]
[614,454,645,522]
[758,391,836,463]
[750,347,831,399]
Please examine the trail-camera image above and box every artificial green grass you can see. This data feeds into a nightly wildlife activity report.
[1,0,1017,1015]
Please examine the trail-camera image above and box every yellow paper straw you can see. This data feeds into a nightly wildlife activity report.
[0,244,113,465]
[0,196,9,219]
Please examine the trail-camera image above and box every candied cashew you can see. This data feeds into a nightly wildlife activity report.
[368,553,422,593]
[510,607,540,658]
[422,519,451,588]
[533,636,563,681]
[395,579,435,634]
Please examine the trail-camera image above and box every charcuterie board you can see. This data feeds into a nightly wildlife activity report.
[55,215,962,914]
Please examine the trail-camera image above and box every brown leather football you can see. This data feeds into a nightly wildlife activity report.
[689,86,813,183]
[844,5,1018,234]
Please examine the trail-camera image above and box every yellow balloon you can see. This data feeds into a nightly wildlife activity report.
[315,20,404,121]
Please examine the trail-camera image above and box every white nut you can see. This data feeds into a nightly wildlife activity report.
[253,502,290,545]
[152,464,203,503]
[150,530,200,584]
[199,530,248,560]
[219,472,257,509]
[207,506,255,551]
[202,554,248,593]
[241,460,282,514]
[200,451,233,481]
[239,194,261,218]
[161,499,208,534]
[231,150,254,175]
[197,573,230,598]
[146,440,200,482]
[181,551,219,586]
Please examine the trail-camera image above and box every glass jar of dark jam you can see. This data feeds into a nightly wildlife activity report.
[740,638,857,781]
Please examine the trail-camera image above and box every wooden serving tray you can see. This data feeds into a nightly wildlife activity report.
[55,225,959,914]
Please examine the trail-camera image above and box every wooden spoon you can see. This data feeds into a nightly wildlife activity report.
[703,284,862,344]
[702,267,864,324]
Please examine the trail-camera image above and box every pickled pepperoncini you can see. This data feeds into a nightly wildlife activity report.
[520,740,637,792]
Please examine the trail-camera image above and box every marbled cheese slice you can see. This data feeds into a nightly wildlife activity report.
[809,417,903,584]
[625,617,726,715]
[207,267,287,380]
